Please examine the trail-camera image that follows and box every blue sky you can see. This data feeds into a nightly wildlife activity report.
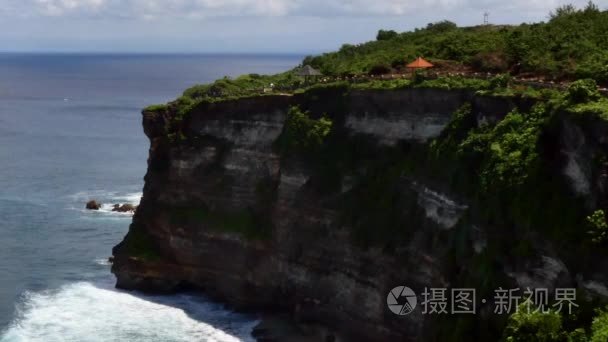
[1,0,602,53]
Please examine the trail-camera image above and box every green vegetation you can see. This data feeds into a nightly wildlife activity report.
[274,106,333,156]
[431,98,595,245]
[591,308,608,342]
[471,105,547,191]
[568,99,608,121]
[376,29,398,41]
[587,210,608,244]
[568,79,602,104]
[144,103,168,112]
[303,2,608,83]
[350,78,411,90]
[503,303,566,342]
[415,75,490,90]
[430,103,549,194]
[182,73,299,101]
[502,304,608,342]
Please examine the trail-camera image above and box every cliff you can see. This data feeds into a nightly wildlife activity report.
[112,85,608,341]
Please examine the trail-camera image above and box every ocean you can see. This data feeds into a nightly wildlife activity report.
[0,53,302,341]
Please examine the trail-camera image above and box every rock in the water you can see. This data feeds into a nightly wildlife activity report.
[112,204,137,213]
[86,200,102,210]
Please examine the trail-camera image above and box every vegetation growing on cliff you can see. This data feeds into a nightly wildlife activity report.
[587,210,608,244]
[183,73,300,101]
[470,105,547,191]
[500,303,608,342]
[144,103,168,112]
[275,106,333,156]
[430,96,595,242]
[591,308,608,342]
[502,302,584,342]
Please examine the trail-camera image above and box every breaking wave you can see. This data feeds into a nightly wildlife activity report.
[0,282,257,342]
[68,191,143,217]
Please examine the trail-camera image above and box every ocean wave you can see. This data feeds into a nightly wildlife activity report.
[69,190,142,205]
[93,258,112,267]
[69,190,143,217]
[0,282,257,342]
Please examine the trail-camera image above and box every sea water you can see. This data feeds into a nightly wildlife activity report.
[0,53,301,341]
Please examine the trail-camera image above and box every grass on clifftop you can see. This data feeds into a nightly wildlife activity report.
[305,3,608,83]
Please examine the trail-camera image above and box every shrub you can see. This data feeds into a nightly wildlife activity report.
[471,51,510,72]
[457,104,548,191]
[391,58,406,70]
[144,104,168,112]
[276,106,333,155]
[567,79,600,104]
[490,73,512,89]
[376,30,398,41]
[300,5,608,81]
[587,209,608,244]
[431,103,475,157]
[503,303,564,342]
[591,308,608,342]
[426,20,458,32]
[368,63,392,75]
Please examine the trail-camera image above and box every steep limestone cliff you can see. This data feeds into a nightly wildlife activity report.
[112,86,608,341]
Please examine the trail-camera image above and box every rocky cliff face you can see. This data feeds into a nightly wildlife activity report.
[112,87,608,341]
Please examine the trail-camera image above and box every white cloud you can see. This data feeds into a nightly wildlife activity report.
[33,0,106,16]
[2,0,600,19]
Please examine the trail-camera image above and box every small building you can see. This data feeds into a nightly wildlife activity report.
[406,57,434,71]
[297,65,323,83]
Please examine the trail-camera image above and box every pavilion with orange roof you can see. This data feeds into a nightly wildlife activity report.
[406,57,434,70]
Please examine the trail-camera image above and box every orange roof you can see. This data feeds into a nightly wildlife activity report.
[407,57,434,69]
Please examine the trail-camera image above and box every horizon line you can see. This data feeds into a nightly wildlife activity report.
[0,50,317,56]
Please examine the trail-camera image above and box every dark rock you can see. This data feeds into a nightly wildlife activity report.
[86,200,102,210]
[112,204,137,213]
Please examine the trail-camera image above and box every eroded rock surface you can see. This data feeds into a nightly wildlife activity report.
[112,88,608,341]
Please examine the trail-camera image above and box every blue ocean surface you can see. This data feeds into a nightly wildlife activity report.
[0,53,302,341]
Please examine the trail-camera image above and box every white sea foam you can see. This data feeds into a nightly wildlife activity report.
[94,258,111,267]
[0,282,257,342]
[70,191,142,205]
[69,191,143,217]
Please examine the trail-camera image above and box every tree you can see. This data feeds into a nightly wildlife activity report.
[503,303,564,342]
[567,79,600,104]
[549,4,577,20]
[591,308,608,342]
[584,1,600,13]
[426,20,457,32]
[376,30,398,41]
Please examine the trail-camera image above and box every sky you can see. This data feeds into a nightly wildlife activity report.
[0,0,603,53]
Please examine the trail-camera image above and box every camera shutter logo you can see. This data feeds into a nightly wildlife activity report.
[387,286,417,315]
